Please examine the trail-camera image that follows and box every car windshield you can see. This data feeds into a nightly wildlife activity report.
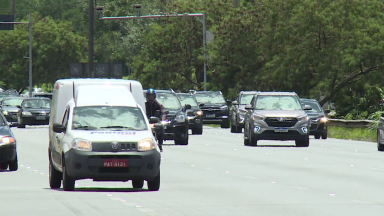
[255,95,302,110]
[72,106,147,130]
[22,99,51,109]
[2,98,23,107]
[240,94,255,105]
[194,93,226,104]
[156,93,182,110]
[177,95,198,107]
[302,101,322,112]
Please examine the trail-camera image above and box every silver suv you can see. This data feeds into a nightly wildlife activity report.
[243,92,312,147]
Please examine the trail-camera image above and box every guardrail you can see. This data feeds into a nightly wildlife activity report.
[328,119,377,128]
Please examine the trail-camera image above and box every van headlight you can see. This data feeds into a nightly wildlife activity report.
[297,115,309,121]
[71,138,92,151]
[138,138,156,151]
[175,114,186,123]
[0,136,15,146]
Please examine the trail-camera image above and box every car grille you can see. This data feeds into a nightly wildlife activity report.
[120,142,137,151]
[265,117,298,127]
[187,110,195,116]
[31,112,49,116]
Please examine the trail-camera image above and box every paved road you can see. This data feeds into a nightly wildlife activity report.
[0,126,384,216]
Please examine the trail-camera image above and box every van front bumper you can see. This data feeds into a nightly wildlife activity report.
[64,149,161,181]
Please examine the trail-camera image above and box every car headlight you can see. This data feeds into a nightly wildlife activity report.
[0,136,15,146]
[138,138,156,151]
[196,110,203,116]
[22,111,32,116]
[71,138,92,151]
[252,114,265,121]
[220,105,228,110]
[2,110,8,115]
[297,115,309,121]
[320,117,327,122]
[175,114,186,123]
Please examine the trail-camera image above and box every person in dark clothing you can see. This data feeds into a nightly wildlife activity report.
[145,88,166,151]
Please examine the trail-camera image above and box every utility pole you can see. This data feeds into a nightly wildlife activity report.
[202,12,207,91]
[88,0,94,78]
[28,12,32,97]
[11,0,16,15]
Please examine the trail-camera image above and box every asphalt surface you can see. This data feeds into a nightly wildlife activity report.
[0,126,383,216]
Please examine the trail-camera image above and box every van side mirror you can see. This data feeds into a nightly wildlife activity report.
[324,109,331,114]
[232,101,239,106]
[185,104,192,110]
[53,123,66,133]
[245,105,253,110]
[304,105,312,110]
[199,103,204,107]
[149,117,160,124]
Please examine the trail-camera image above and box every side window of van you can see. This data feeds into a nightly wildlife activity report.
[62,108,70,128]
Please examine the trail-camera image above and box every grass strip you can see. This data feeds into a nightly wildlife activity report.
[328,126,376,142]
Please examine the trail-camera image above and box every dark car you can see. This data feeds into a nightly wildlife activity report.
[0,112,18,171]
[300,98,330,139]
[193,91,231,128]
[243,92,312,147]
[0,97,24,126]
[230,91,259,133]
[32,92,53,100]
[152,90,191,145]
[176,93,204,135]
[17,97,51,128]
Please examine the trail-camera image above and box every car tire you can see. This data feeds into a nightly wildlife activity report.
[132,180,144,189]
[249,128,257,146]
[321,132,327,139]
[174,133,188,145]
[230,125,237,133]
[17,117,25,128]
[49,158,62,189]
[220,120,230,129]
[8,155,18,171]
[147,172,160,191]
[0,163,8,170]
[62,159,75,191]
[295,139,309,147]
[314,134,321,139]
[192,127,203,135]
[378,131,384,151]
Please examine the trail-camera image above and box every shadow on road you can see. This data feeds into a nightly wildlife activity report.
[245,145,297,148]
[44,187,153,193]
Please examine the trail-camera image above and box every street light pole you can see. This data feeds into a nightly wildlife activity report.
[202,12,207,91]
[28,12,32,97]
[88,0,94,78]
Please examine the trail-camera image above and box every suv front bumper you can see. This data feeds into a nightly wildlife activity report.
[252,121,310,141]
[162,121,188,140]
[64,149,161,181]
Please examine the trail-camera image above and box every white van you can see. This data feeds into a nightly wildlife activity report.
[48,79,161,191]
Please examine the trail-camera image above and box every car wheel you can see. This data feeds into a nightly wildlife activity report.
[321,132,327,139]
[230,125,236,133]
[0,163,8,170]
[49,158,62,189]
[220,120,230,129]
[378,131,384,151]
[192,127,203,135]
[249,127,257,146]
[314,134,321,139]
[132,180,144,189]
[174,133,188,145]
[295,139,309,147]
[62,159,75,191]
[147,171,160,191]
[17,117,25,128]
[8,155,18,171]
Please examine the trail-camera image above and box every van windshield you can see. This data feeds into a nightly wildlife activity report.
[72,106,148,130]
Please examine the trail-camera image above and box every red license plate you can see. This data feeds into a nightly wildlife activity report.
[103,159,128,167]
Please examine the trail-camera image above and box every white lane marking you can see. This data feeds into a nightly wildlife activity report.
[265,153,269,155]
[329,193,336,196]
[270,181,276,184]
[304,158,308,160]
[191,164,195,167]
[349,164,354,167]
[225,171,230,174]
[234,149,237,151]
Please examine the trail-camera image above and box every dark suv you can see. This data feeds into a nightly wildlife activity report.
[230,91,259,133]
[193,91,231,128]
[16,97,51,128]
[176,93,204,135]
[154,90,191,145]
[300,98,330,139]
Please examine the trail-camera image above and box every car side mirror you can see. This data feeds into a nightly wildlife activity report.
[199,103,204,107]
[324,109,331,114]
[185,104,192,110]
[16,105,21,109]
[232,101,239,106]
[245,105,253,110]
[149,116,160,124]
[304,105,312,110]
[53,123,66,133]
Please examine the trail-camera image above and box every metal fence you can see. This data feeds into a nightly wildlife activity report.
[328,119,377,128]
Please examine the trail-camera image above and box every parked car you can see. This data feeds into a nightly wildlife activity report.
[0,112,18,171]
[230,91,259,133]
[0,97,24,126]
[176,93,204,135]
[193,91,231,128]
[243,92,312,147]
[17,97,51,128]
[300,98,330,139]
